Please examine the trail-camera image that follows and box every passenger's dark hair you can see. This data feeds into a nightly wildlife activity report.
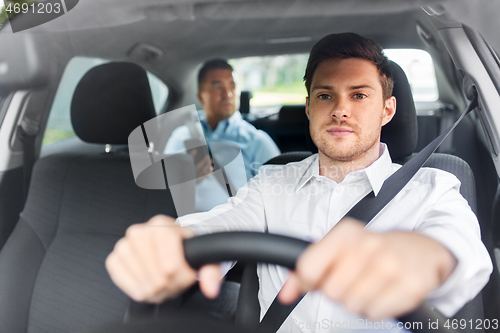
[198,59,234,89]
[304,33,394,100]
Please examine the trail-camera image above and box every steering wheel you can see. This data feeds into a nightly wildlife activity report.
[95,232,459,333]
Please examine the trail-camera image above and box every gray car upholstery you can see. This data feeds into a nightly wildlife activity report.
[71,62,157,145]
[0,62,183,333]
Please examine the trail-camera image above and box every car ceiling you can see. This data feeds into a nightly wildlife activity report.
[2,0,500,107]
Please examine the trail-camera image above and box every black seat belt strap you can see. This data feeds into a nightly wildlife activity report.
[257,94,479,333]
[16,90,55,202]
[346,95,478,222]
[16,90,53,202]
[18,117,39,201]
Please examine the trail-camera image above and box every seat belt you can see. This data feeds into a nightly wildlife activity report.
[18,117,39,201]
[257,94,479,333]
[17,91,49,202]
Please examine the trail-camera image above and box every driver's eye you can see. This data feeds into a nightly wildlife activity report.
[318,94,330,100]
[353,93,366,99]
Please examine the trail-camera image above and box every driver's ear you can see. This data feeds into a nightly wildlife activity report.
[305,97,310,120]
[382,96,396,126]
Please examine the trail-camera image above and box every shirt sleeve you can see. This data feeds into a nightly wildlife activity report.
[176,170,268,235]
[176,171,268,277]
[415,172,492,317]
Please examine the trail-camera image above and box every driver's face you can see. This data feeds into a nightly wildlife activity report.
[198,69,239,129]
[306,58,396,163]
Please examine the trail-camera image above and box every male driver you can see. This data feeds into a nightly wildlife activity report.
[107,33,492,332]
[165,59,280,211]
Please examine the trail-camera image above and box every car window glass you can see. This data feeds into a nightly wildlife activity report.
[230,49,438,114]
[384,49,438,102]
[0,5,6,31]
[42,56,168,146]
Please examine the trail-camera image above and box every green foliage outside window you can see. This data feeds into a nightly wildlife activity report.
[0,5,7,28]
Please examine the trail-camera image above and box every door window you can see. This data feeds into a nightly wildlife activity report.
[43,57,168,146]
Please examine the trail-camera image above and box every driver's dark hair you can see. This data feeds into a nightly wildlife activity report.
[304,33,394,100]
[198,59,233,89]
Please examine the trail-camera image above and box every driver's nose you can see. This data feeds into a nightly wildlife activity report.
[331,97,350,119]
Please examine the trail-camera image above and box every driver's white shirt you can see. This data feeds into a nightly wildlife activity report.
[178,143,492,333]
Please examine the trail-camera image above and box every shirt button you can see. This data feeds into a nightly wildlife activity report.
[213,134,218,140]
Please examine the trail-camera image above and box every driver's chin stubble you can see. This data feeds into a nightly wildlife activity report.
[312,125,379,165]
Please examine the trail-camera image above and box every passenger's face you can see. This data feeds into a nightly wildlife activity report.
[198,69,239,127]
[306,58,396,163]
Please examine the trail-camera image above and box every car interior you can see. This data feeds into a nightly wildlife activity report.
[0,0,500,332]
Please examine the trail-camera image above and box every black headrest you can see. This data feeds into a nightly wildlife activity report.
[71,62,157,144]
[239,90,253,114]
[306,61,417,160]
[279,105,308,125]
[380,61,418,159]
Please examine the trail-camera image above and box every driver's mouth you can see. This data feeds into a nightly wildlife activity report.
[327,127,354,137]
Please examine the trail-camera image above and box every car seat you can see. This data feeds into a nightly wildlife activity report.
[0,62,235,333]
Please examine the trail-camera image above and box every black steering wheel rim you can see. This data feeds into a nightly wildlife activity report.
[183,231,458,333]
[183,231,310,270]
[94,231,458,333]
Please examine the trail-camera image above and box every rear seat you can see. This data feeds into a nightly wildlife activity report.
[250,105,309,152]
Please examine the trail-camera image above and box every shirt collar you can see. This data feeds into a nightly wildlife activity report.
[295,155,319,192]
[200,110,242,134]
[295,143,393,196]
[227,110,242,124]
[363,143,392,196]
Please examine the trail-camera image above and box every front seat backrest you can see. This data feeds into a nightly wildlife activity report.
[0,62,180,333]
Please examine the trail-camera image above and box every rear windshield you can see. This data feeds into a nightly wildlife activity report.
[230,49,438,112]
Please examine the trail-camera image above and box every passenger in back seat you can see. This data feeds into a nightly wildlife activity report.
[165,59,280,211]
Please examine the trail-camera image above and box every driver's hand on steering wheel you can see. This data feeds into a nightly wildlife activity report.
[278,217,457,321]
[105,215,222,303]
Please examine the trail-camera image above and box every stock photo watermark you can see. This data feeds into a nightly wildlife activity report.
[293,318,422,331]
[293,318,500,331]
[1,0,79,32]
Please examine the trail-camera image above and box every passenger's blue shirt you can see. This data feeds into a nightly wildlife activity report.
[200,111,280,179]
[165,110,280,212]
